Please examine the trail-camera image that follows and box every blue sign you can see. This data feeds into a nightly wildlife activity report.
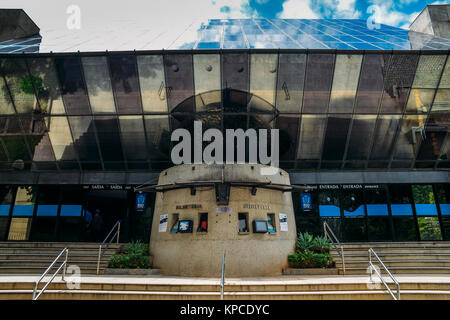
[135,193,147,211]
[301,193,312,211]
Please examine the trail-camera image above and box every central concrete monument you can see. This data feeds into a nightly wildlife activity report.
[147,164,297,277]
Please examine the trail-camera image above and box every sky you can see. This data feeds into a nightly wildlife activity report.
[1,0,448,39]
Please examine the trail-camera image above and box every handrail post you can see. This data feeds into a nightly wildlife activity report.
[117,222,121,244]
[368,248,400,300]
[368,249,372,282]
[220,249,226,300]
[62,249,69,281]
[340,245,345,275]
[96,245,102,275]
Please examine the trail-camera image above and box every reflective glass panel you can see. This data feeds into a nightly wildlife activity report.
[0,58,37,114]
[412,185,438,215]
[67,116,101,164]
[0,75,15,115]
[164,54,194,112]
[380,54,418,113]
[82,57,116,113]
[431,89,450,112]
[416,113,448,161]
[297,115,326,160]
[276,54,306,113]
[119,115,148,162]
[355,54,387,113]
[137,55,168,113]
[0,186,13,240]
[193,54,221,112]
[322,115,351,161]
[346,115,376,160]
[392,115,427,163]
[412,55,446,88]
[370,115,401,161]
[329,54,362,113]
[318,186,340,217]
[249,54,278,107]
[109,55,142,114]
[47,116,77,162]
[303,54,335,113]
[27,57,65,115]
[93,116,124,166]
[54,57,91,115]
[406,89,435,113]
[144,115,171,162]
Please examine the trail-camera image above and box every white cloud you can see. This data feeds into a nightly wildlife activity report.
[367,1,420,27]
[278,0,319,19]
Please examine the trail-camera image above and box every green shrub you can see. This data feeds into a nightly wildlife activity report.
[109,241,151,269]
[311,236,331,253]
[289,233,334,268]
[296,232,314,253]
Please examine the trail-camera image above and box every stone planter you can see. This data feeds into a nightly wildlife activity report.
[105,268,160,275]
[283,268,339,275]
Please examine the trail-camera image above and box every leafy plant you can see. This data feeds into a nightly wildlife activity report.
[296,232,314,253]
[109,241,151,269]
[311,236,331,253]
[289,233,335,268]
[19,75,44,95]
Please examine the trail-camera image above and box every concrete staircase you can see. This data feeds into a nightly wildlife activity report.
[0,242,121,275]
[332,241,450,275]
[0,275,449,300]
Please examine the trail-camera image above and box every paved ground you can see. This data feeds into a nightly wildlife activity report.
[1,274,450,285]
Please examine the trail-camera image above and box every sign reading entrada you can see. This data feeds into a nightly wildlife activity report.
[171,121,279,175]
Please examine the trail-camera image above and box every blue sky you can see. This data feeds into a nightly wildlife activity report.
[1,0,448,31]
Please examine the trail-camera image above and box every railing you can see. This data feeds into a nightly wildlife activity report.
[368,248,400,300]
[32,247,69,300]
[323,221,345,275]
[220,249,226,300]
[96,220,121,275]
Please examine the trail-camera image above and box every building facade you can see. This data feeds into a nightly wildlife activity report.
[0,8,449,244]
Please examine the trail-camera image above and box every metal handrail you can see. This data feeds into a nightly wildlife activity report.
[220,249,226,300]
[96,220,121,274]
[368,248,400,300]
[32,247,69,300]
[323,221,346,275]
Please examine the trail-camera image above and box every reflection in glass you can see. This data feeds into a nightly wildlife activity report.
[54,57,91,115]
[276,54,306,113]
[329,54,362,113]
[0,58,37,114]
[417,217,442,240]
[303,54,335,113]
[249,54,278,107]
[297,115,326,160]
[392,115,427,163]
[164,54,194,112]
[67,116,101,167]
[389,184,413,216]
[431,89,450,112]
[0,186,14,240]
[412,55,446,88]
[59,186,84,241]
[346,115,376,160]
[93,116,124,167]
[355,54,387,113]
[137,55,168,113]
[416,113,448,161]
[32,186,59,241]
[47,116,77,162]
[0,76,15,115]
[412,185,438,215]
[119,116,148,164]
[380,54,418,113]
[341,187,365,216]
[82,57,115,114]
[27,58,65,115]
[277,115,299,160]
[406,89,435,113]
[439,55,450,89]
[322,115,351,161]
[109,55,142,114]
[144,115,171,162]
[193,54,221,112]
[8,186,36,240]
[370,115,401,161]
[318,188,340,217]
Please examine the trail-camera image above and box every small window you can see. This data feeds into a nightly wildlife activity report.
[197,212,208,232]
[238,213,249,233]
[267,213,276,233]
[170,214,179,233]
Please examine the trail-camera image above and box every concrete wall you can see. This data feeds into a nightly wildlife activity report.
[149,164,297,277]
[410,5,450,39]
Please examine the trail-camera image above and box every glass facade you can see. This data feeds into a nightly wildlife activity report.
[293,183,450,241]
[0,51,448,172]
